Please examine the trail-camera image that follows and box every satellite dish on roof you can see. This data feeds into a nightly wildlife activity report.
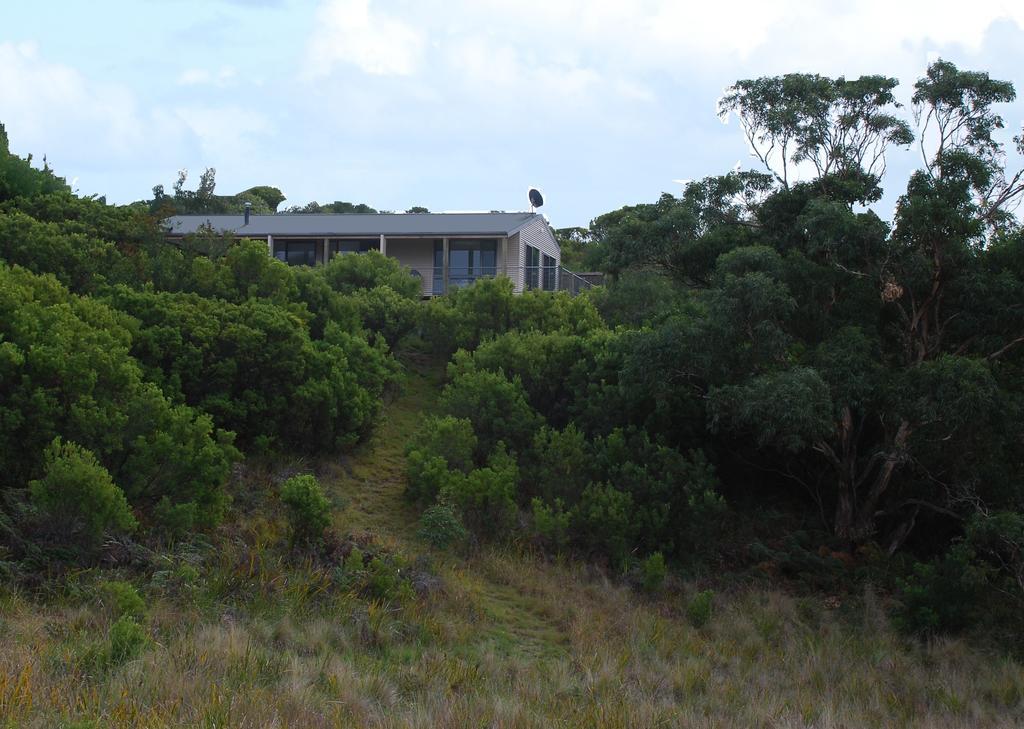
[528,187,544,211]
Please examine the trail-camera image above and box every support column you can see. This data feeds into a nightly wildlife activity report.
[501,236,509,278]
[442,237,449,295]
[322,238,329,264]
[380,234,387,257]
[267,235,274,257]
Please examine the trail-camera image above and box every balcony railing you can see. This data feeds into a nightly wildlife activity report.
[398,266,599,297]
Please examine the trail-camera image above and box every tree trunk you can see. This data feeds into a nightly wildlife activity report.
[831,416,912,548]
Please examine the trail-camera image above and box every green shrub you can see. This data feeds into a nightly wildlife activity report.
[1,266,236,527]
[365,557,414,602]
[107,615,148,665]
[152,496,198,540]
[438,370,542,462]
[280,475,332,546]
[531,498,570,553]
[29,439,136,547]
[406,416,477,474]
[893,545,988,636]
[322,250,421,299]
[417,504,469,550]
[641,552,667,594]
[107,287,390,453]
[687,589,714,628]
[405,451,458,505]
[441,445,519,535]
[570,482,634,567]
[526,425,590,502]
[351,285,420,348]
[98,580,146,620]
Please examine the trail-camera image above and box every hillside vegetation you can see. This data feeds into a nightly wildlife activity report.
[1,59,1024,728]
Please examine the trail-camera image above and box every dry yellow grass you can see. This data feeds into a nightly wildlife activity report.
[2,367,1023,728]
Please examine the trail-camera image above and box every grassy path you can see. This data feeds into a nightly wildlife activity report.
[326,362,571,662]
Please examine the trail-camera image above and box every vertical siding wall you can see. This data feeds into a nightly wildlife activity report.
[385,239,436,296]
[517,217,561,292]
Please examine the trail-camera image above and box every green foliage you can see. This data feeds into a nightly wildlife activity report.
[98,580,146,620]
[686,590,714,628]
[405,451,459,506]
[107,615,148,665]
[29,439,136,547]
[420,276,605,355]
[0,265,236,533]
[322,250,421,299]
[336,547,414,602]
[571,482,635,567]
[279,475,332,546]
[409,415,477,473]
[893,545,989,636]
[526,425,589,502]
[707,368,834,452]
[530,497,571,553]
[417,504,469,550]
[152,496,199,541]
[585,270,684,328]
[718,73,912,188]
[350,285,420,348]
[404,415,477,503]
[438,370,542,462]
[148,167,284,214]
[108,287,389,452]
[641,552,667,594]
[440,444,519,535]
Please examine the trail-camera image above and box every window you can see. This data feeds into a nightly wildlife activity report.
[273,239,319,266]
[433,239,498,294]
[525,245,541,290]
[542,254,557,291]
[329,238,378,257]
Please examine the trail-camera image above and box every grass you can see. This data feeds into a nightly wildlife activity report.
[2,363,1024,727]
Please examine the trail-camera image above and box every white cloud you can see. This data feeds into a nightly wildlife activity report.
[172,106,274,157]
[305,0,425,77]
[177,66,238,86]
[0,41,146,162]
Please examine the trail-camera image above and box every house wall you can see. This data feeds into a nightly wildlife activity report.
[507,232,522,292]
[384,238,437,296]
[517,217,560,291]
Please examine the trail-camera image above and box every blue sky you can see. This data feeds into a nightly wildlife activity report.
[2,0,1023,227]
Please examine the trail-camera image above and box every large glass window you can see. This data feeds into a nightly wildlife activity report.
[329,238,379,257]
[542,253,557,291]
[525,245,541,290]
[433,239,498,294]
[273,239,319,266]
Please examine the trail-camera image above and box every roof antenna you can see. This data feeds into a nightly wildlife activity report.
[244,201,252,225]
[528,187,544,212]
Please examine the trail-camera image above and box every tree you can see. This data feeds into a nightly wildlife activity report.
[912,59,1023,234]
[718,73,913,191]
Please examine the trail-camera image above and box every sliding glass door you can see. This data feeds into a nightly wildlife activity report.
[433,239,498,294]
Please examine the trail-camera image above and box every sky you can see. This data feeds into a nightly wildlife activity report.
[2,0,1023,228]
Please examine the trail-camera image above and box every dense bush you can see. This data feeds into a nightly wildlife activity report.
[28,439,137,548]
[322,250,421,299]
[686,590,714,628]
[438,370,542,462]
[440,444,519,535]
[417,504,469,550]
[280,475,332,546]
[893,546,989,636]
[107,288,391,451]
[419,276,605,354]
[0,265,237,536]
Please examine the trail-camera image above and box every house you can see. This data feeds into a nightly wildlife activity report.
[164,211,564,297]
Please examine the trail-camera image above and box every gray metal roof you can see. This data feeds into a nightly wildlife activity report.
[164,212,541,237]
